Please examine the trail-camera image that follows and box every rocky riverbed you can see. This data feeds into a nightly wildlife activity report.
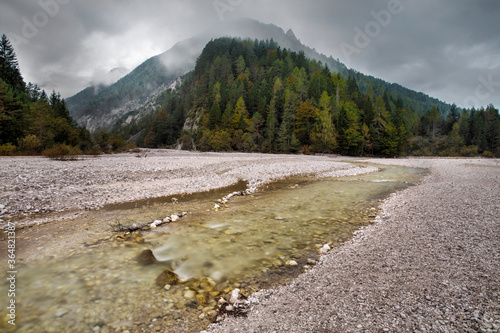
[205,157,500,333]
[1,152,498,333]
[0,150,374,228]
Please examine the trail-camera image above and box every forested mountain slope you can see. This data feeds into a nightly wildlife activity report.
[121,37,499,157]
[67,19,450,133]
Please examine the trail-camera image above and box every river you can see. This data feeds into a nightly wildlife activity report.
[1,163,426,333]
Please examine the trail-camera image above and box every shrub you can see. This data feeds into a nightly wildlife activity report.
[301,145,313,155]
[42,143,82,160]
[88,145,102,156]
[460,145,479,157]
[125,141,139,152]
[111,134,127,152]
[179,132,194,150]
[439,147,460,157]
[0,143,17,156]
[481,151,495,158]
[17,134,42,155]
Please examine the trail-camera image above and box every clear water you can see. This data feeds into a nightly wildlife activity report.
[1,164,426,333]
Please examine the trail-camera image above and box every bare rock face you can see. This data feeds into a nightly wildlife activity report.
[156,270,179,287]
[135,249,157,266]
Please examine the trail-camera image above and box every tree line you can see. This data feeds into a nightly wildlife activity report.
[123,38,499,157]
[0,34,134,157]
[2,34,498,157]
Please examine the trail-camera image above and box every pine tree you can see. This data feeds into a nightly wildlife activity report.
[371,97,388,154]
[445,122,464,154]
[471,108,487,152]
[392,103,408,155]
[427,106,441,140]
[235,55,246,75]
[485,104,500,154]
[0,79,25,144]
[230,97,250,131]
[208,101,221,130]
[346,75,360,102]
[337,102,363,155]
[278,107,293,152]
[0,34,24,91]
[444,103,460,134]
[295,101,318,145]
[221,101,233,127]
[313,91,336,152]
[264,97,278,151]
[457,109,470,145]
[50,90,74,125]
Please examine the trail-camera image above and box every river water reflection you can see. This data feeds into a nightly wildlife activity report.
[3,164,426,333]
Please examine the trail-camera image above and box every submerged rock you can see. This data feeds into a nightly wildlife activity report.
[156,270,179,287]
[230,288,240,305]
[224,228,239,235]
[184,290,196,299]
[196,293,207,306]
[135,249,157,265]
[318,244,331,255]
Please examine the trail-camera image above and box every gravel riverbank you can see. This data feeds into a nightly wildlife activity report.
[0,150,374,227]
[205,158,500,333]
[1,153,498,332]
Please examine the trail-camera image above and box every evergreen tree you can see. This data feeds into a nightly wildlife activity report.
[427,106,441,140]
[371,97,388,154]
[230,96,250,131]
[337,102,363,155]
[295,101,318,145]
[346,75,359,102]
[458,109,471,145]
[313,91,336,152]
[445,122,464,154]
[0,79,24,144]
[444,103,460,134]
[208,101,221,130]
[362,95,375,127]
[26,82,43,102]
[391,103,408,155]
[243,112,264,151]
[485,104,500,153]
[221,101,233,127]
[49,90,74,126]
[361,123,373,155]
[0,34,25,91]
[264,97,278,151]
[235,55,246,75]
[208,82,222,129]
[471,108,487,152]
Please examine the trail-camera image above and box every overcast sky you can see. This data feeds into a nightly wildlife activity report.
[1,0,499,108]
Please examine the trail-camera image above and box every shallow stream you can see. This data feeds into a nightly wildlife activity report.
[1,164,426,333]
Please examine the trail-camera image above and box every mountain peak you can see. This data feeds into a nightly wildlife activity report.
[286,28,297,40]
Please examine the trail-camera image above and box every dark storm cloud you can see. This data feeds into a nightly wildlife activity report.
[0,0,498,108]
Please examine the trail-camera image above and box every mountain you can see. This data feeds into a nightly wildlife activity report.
[67,18,450,132]
[66,18,339,131]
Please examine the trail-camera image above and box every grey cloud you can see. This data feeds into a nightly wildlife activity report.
[0,0,498,108]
